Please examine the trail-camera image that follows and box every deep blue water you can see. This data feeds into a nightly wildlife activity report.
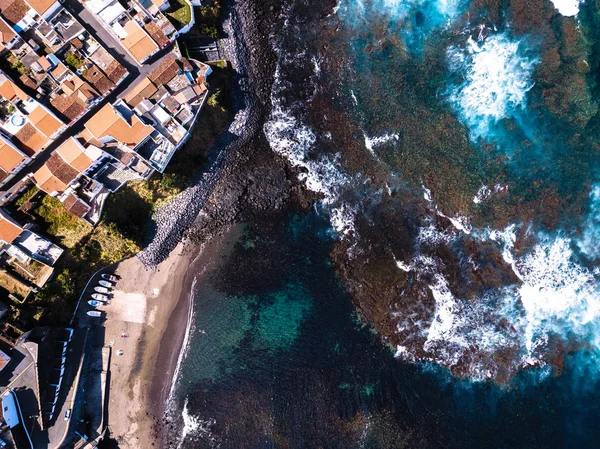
[173,208,600,448]
[170,0,600,444]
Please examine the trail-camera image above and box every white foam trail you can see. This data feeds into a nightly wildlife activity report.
[363,133,399,155]
[447,33,539,139]
[550,0,581,15]
[265,48,358,239]
[168,276,197,404]
[177,399,219,449]
[394,220,600,378]
[578,185,600,260]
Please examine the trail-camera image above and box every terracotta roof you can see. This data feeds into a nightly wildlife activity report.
[25,0,57,15]
[37,56,51,71]
[121,20,158,63]
[0,76,28,102]
[143,22,169,48]
[33,163,67,193]
[50,62,68,79]
[50,94,85,121]
[28,105,63,137]
[45,151,79,183]
[0,209,22,243]
[178,58,193,72]
[82,64,114,95]
[62,193,89,218]
[0,169,7,183]
[55,137,93,173]
[104,59,127,83]
[18,74,36,89]
[84,103,154,150]
[0,15,16,48]
[1,0,29,26]
[122,77,157,108]
[0,138,25,173]
[149,55,179,86]
[14,123,48,156]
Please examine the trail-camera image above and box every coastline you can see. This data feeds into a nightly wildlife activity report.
[103,243,197,448]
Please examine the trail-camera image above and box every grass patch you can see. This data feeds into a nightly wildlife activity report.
[168,0,192,25]
[195,0,223,37]
[34,194,91,248]
[14,185,39,208]
[4,193,140,328]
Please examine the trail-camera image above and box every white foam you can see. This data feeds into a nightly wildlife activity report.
[550,0,581,16]
[422,185,433,202]
[363,132,399,155]
[393,214,600,377]
[447,33,539,139]
[578,185,600,260]
[265,56,357,238]
[177,399,219,449]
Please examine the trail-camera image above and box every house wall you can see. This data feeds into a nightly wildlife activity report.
[42,2,63,20]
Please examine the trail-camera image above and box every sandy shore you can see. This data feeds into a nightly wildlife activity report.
[102,224,241,448]
[103,242,198,448]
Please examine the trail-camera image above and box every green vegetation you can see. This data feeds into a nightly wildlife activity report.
[196,0,223,37]
[168,0,192,26]
[3,62,235,330]
[3,194,139,328]
[14,185,39,208]
[65,53,84,71]
[2,54,28,80]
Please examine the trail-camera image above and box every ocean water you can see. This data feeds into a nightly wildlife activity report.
[171,209,600,448]
[169,0,600,444]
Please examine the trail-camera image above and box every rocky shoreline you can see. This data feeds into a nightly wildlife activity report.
[138,0,303,269]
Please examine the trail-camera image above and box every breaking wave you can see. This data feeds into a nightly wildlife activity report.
[447,32,539,140]
[577,185,600,260]
[394,211,600,379]
[550,0,581,16]
[264,47,358,237]
[338,0,467,28]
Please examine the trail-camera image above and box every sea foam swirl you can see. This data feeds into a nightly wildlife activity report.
[447,33,539,140]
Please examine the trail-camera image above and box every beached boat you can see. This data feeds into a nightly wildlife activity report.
[92,293,109,302]
[94,287,110,294]
[87,311,102,317]
[98,280,113,288]
[101,274,118,282]
[88,300,104,307]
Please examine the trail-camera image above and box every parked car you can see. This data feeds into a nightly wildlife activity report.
[64,409,71,420]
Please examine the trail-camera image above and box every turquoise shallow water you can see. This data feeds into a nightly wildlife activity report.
[172,208,600,448]
[169,0,600,444]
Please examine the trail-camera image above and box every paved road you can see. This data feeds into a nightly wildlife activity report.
[0,3,178,202]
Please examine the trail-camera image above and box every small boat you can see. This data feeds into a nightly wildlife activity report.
[98,280,113,288]
[101,273,118,282]
[94,287,110,294]
[87,311,102,317]
[92,293,109,302]
[88,300,104,307]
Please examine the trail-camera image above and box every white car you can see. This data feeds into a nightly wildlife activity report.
[64,409,71,420]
